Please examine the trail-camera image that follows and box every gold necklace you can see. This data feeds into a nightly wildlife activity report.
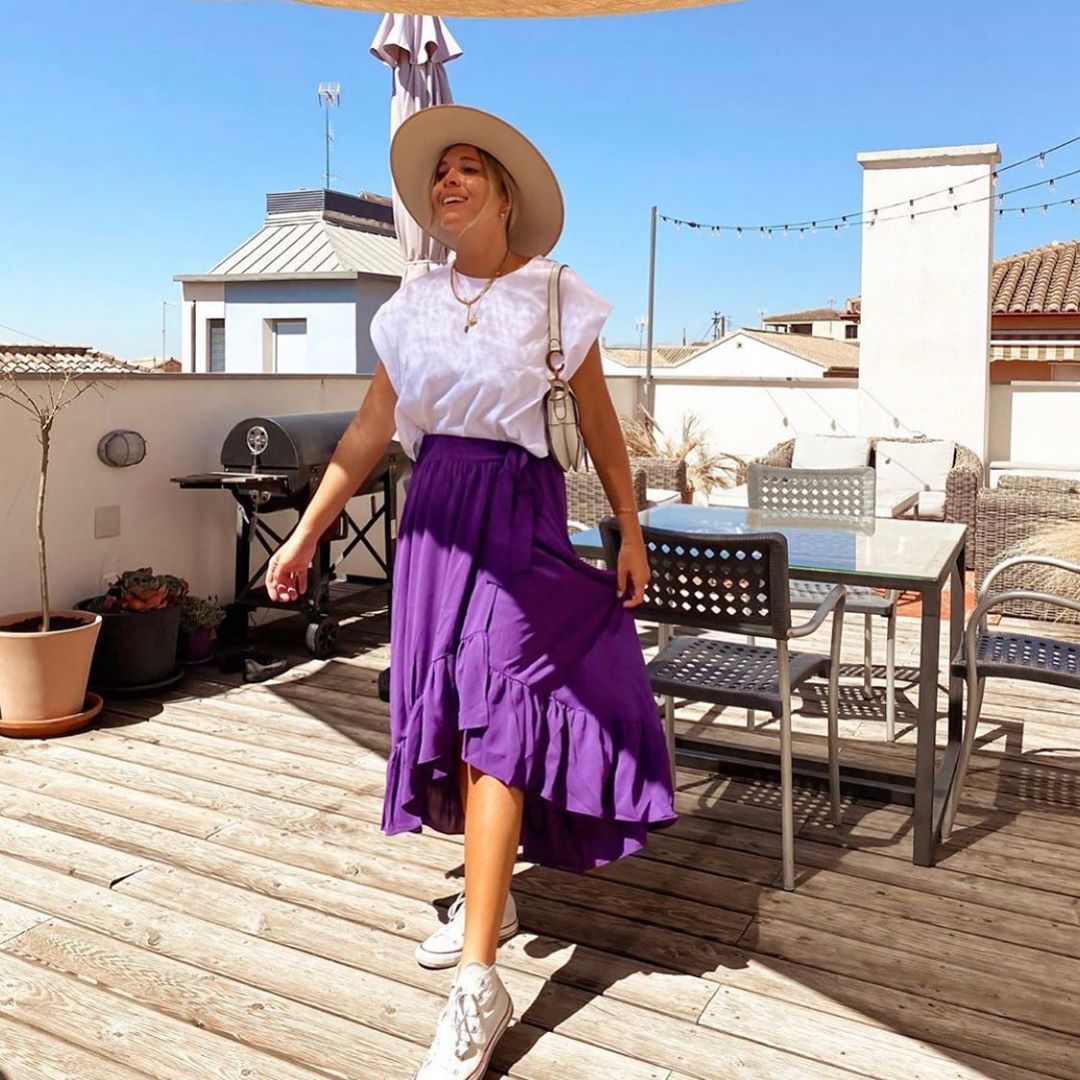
[449,250,513,333]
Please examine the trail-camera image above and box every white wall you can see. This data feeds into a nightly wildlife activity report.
[989,381,1080,465]
[673,333,828,379]
[182,281,225,373]
[651,377,859,466]
[1,373,641,616]
[858,144,998,459]
[181,278,400,375]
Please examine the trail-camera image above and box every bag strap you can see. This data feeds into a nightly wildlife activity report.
[546,263,566,377]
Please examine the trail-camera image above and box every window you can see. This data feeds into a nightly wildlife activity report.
[845,324,858,340]
[272,319,308,373]
[208,319,225,373]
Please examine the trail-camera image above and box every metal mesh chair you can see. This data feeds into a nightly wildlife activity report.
[566,468,647,533]
[600,520,847,891]
[747,464,901,741]
[942,555,1080,840]
[753,435,983,546]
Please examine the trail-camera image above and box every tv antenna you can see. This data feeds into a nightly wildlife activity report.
[317,82,341,189]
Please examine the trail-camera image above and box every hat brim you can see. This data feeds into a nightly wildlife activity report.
[390,105,564,257]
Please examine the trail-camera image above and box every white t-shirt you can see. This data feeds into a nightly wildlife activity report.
[369,255,613,461]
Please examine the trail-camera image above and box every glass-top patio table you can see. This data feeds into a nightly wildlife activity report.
[571,504,969,868]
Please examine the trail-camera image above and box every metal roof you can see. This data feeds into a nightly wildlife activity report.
[177,217,404,282]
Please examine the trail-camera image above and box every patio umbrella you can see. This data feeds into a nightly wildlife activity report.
[300,1,733,15]
[370,14,462,283]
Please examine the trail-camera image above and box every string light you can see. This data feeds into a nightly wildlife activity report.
[657,133,1080,236]
[661,165,1080,236]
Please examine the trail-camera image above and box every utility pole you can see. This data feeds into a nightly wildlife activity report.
[645,205,657,415]
[710,311,727,340]
[161,300,178,363]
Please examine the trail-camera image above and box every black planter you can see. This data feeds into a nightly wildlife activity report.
[77,602,182,689]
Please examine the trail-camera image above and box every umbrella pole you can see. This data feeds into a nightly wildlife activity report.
[645,203,657,417]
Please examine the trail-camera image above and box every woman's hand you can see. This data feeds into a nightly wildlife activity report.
[266,532,317,604]
[616,540,650,609]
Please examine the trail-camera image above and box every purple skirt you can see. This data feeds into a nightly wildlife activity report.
[381,434,677,874]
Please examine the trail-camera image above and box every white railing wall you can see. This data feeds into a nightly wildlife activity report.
[988,382,1080,466]
[648,376,860,464]
[1,373,640,616]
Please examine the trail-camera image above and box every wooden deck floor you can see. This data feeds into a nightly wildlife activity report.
[2,585,1079,1080]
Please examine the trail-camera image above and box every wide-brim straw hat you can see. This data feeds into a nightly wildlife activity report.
[390,104,564,257]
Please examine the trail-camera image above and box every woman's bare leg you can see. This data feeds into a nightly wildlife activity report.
[459,763,524,968]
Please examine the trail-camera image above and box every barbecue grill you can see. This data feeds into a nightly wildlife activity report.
[171,411,405,658]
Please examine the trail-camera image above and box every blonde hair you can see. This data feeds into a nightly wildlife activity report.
[432,145,519,245]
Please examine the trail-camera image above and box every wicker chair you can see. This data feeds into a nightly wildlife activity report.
[566,468,647,533]
[974,475,1080,624]
[754,436,983,543]
[628,455,690,504]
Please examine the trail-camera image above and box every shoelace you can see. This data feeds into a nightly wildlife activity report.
[444,893,466,924]
[423,982,488,1066]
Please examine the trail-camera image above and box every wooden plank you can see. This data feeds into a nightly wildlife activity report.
[699,983,1057,1080]
[0,1019,156,1080]
[119,861,716,1026]
[4,920,419,1080]
[0,949,334,1080]
[0,898,51,947]
[741,915,1080,1039]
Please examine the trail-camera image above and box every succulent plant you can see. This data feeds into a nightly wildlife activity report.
[83,568,189,614]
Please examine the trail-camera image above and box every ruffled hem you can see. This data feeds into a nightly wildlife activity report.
[382,628,677,874]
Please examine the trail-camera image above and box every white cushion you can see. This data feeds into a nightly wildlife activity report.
[876,439,955,496]
[916,491,947,519]
[791,434,871,469]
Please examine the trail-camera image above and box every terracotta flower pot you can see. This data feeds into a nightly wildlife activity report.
[0,609,102,736]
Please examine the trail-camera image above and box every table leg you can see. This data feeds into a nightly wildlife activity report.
[912,582,941,867]
[930,543,968,836]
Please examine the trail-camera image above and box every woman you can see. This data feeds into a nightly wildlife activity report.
[266,104,676,1080]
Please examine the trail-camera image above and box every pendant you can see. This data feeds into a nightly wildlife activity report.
[464,315,478,333]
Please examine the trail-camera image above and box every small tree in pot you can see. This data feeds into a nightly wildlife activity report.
[0,356,108,735]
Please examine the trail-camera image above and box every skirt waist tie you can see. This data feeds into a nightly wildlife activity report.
[486,445,537,580]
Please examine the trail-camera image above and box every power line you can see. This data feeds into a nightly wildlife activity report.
[0,322,50,344]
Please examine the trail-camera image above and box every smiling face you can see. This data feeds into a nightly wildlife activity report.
[430,143,511,245]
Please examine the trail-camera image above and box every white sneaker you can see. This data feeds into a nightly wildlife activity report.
[414,892,519,970]
[415,962,513,1080]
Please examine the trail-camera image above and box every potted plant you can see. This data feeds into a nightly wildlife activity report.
[0,359,106,737]
[78,568,189,691]
[179,595,225,665]
[622,405,745,504]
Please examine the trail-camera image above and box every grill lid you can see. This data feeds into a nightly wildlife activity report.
[220,411,356,471]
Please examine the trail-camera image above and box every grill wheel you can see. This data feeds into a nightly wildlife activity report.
[305,617,338,660]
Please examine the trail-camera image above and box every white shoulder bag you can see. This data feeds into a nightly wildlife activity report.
[543,263,588,472]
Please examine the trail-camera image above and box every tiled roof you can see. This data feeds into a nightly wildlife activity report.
[602,344,710,369]
[741,329,860,372]
[0,345,148,376]
[763,307,846,323]
[991,240,1080,314]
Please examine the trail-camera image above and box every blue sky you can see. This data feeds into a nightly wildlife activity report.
[3,0,1080,360]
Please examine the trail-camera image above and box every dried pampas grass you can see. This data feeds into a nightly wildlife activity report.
[621,406,744,496]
